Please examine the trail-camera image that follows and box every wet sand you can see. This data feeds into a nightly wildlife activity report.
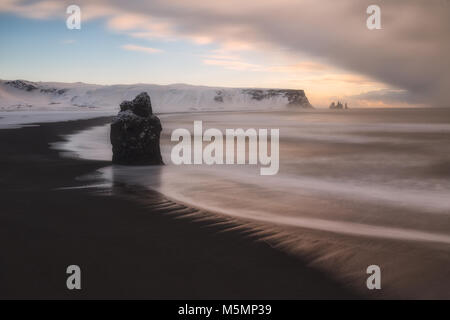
[0,117,357,299]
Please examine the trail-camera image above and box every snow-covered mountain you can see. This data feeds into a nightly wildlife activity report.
[0,79,313,113]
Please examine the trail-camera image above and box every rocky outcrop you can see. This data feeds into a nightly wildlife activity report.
[214,90,224,102]
[40,88,67,95]
[329,101,349,109]
[242,89,313,108]
[5,80,67,95]
[6,80,38,92]
[283,90,312,107]
[110,92,163,165]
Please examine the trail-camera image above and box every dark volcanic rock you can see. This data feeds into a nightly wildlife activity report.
[329,101,348,110]
[283,90,312,107]
[214,90,224,102]
[241,89,313,108]
[119,92,153,117]
[111,92,163,165]
[40,88,68,95]
[6,80,38,91]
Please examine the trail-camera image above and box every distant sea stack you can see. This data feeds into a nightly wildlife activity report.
[110,92,163,165]
[329,101,348,110]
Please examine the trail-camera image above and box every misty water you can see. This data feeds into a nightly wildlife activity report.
[56,108,450,298]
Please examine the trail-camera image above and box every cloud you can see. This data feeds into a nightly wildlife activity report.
[2,0,449,106]
[202,54,330,73]
[348,89,425,107]
[269,62,328,73]
[203,59,262,71]
[121,44,163,54]
[0,0,64,19]
[316,74,380,86]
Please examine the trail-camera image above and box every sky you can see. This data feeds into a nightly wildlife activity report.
[0,0,449,108]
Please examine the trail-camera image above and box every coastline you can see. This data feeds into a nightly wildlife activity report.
[0,117,357,299]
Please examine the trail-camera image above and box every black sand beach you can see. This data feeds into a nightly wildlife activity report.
[0,118,357,299]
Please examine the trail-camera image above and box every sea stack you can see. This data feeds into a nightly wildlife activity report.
[110,92,163,165]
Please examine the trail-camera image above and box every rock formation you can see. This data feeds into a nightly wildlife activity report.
[241,89,313,108]
[110,92,163,165]
[330,101,349,110]
[6,80,38,92]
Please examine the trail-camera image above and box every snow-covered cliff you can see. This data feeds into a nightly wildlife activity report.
[0,80,313,113]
